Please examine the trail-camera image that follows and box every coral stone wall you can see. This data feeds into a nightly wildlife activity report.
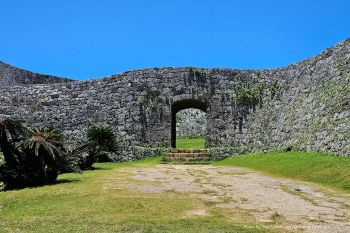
[0,39,349,159]
[244,39,350,156]
[0,67,275,149]
[0,61,72,88]
[176,108,206,138]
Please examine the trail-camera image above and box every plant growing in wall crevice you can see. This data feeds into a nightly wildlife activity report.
[189,67,206,78]
[269,80,282,100]
[231,82,264,105]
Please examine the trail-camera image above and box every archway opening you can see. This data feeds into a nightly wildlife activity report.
[171,99,207,148]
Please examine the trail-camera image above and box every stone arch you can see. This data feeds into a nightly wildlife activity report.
[171,99,208,148]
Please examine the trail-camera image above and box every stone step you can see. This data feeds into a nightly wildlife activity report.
[168,157,210,161]
[169,148,208,153]
[164,149,211,164]
[167,154,210,159]
[167,153,209,158]
[160,160,211,165]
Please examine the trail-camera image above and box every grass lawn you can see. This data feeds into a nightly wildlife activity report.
[213,151,350,192]
[176,137,205,149]
[2,149,349,232]
[0,157,270,233]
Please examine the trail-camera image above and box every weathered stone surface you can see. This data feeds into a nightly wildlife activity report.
[176,108,206,138]
[0,38,349,159]
[0,61,72,88]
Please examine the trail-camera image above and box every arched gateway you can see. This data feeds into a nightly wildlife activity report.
[171,99,207,148]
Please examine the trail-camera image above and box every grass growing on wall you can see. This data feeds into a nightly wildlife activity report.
[213,151,350,192]
[176,137,205,149]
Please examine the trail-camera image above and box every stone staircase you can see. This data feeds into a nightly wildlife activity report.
[164,148,211,164]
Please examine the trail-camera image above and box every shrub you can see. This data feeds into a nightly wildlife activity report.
[232,83,264,105]
[77,124,118,170]
[87,124,118,153]
[0,117,81,189]
[60,144,84,173]
[189,67,205,78]
[194,69,205,78]
[17,128,66,184]
[269,80,282,99]
[0,117,27,167]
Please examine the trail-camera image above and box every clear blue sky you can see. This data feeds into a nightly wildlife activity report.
[1,0,349,80]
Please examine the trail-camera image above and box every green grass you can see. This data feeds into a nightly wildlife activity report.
[0,156,270,233]
[213,151,350,192]
[3,149,348,232]
[176,137,205,149]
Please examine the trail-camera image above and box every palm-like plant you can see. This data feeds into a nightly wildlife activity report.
[79,124,118,169]
[0,117,27,166]
[18,128,64,184]
[0,117,27,142]
[20,128,63,156]
[0,118,82,189]
[87,124,117,153]
[60,144,85,173]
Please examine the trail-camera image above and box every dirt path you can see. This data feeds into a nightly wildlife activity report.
[106,164,350,233]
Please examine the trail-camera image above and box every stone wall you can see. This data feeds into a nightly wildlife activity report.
[176,108,206,138]
[243,39,350,156]
[0,61,72,88]
[0,39,349,159]
[1,67,272,148]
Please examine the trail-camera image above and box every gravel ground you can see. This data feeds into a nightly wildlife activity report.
[105,164,350,233]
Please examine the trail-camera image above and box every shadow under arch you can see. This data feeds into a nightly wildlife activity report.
[171,99,208,148]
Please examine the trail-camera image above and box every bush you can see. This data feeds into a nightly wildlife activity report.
[1,128,78,189]
[0,117,80,190]
[87,123,118,155]
[269,80,282,99]
[232,83,264,105]
[0,118,121,189]
[77,124,119,170]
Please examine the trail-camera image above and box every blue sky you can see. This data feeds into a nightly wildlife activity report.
[0,0,349,80]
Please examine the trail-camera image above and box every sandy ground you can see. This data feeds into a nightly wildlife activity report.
[104,164,350,233]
